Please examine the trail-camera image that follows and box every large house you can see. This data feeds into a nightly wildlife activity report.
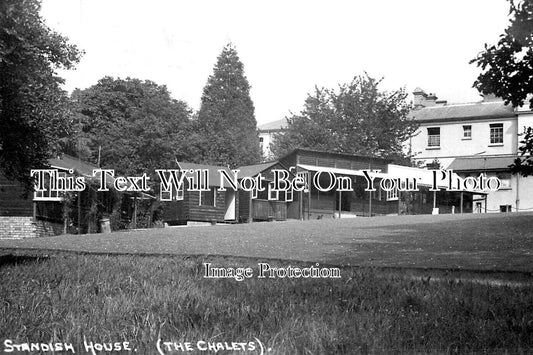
[258,118,288,159]
[407,88,533,213]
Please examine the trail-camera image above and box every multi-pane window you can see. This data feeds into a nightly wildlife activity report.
[386,188,398,201]
[427,127,440,147]
[285,189,293,202]
[463,125,472,139]
[268,182,279,201]
[490,123,503,144]
[33,171,65,201]
[199,188,215,206]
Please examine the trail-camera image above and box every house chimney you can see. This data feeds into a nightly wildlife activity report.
[425,93,438,107]
[413,87,428,108]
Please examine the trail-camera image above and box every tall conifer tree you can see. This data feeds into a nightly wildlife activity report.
[197,44,261,167]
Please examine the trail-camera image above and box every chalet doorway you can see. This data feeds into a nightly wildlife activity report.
[224,190,236,220]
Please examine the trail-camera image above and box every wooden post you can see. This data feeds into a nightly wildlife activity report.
[307,189,310,220]
[338,190,342,219]
[460,192,463,214]
[78,192,81,234]
[133,196,137,229]
[248,191,253,223]
[368,190,372,217]
[299,190,303,220]
[398,192,401,215]
[149,201,154,228]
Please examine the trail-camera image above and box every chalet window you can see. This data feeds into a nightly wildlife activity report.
[177,183,184,200]
[33,171,66,201]
[386,188,398,201]
[199,188,215,206]
[160,179,183,201]
[285,189,294,202]
[489,123,503,144]
[268,182,279,201]
[427,127,440,147]
[463,125,472,139]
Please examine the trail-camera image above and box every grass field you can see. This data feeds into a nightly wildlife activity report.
[1,213,533,354]
[1,212,533,272]
[1,253,533,354]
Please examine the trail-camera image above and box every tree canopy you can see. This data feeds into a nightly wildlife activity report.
[0,0,81,190]
[271,74,417,161]
[68,77,192,179]
[196,44,261,167]
[471,0,533,176]
[471,0,533,109]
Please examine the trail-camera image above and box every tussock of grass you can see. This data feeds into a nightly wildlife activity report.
[1,254,532,354]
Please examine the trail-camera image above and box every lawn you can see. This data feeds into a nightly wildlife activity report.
[1,212,533,272]
[0,253,532,354]
[1,213,533,354]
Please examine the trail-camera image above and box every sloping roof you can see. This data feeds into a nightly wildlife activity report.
[49,154,155,197]
[237,161,280,178]
[447,156,516,171]
[48,154,98,176]
[411,101,515,122]
[177,162,234,188]
[283,148,390,163]
[258,118,288,131]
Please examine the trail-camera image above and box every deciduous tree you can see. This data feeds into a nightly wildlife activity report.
[271,74,417,162]
[471,0,533,176]
[0,0,81,190]
[69,77,193,179]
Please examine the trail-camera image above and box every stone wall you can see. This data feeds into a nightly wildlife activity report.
[0,216,63,238]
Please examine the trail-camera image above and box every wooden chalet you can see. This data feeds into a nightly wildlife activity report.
[0,154,148,238]
[237,161,293,222]
[0,155,106,237]
[161,162,239,225]
[238,148,478,221]
[277,148,395,219]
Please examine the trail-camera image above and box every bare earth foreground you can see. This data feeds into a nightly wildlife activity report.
[1,212,533,272]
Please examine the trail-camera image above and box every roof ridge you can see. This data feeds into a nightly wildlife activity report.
[421,101,508,109]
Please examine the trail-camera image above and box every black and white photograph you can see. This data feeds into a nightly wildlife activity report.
[1,0,533,353]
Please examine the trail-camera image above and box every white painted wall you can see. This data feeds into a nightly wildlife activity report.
[410,117,518,161]
[408,110,533,213]
[259,131,275,159]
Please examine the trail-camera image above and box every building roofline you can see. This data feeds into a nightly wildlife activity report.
[415,113,517,124]
[280,147,392,163]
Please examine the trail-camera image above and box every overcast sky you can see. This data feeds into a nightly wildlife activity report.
[41,0,511,125]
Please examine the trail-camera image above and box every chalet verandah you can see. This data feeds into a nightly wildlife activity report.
[0,154,150,238]
[161,149,480,225]
[1,149,484,237]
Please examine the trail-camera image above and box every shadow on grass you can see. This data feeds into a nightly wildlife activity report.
[0,254,49,269]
